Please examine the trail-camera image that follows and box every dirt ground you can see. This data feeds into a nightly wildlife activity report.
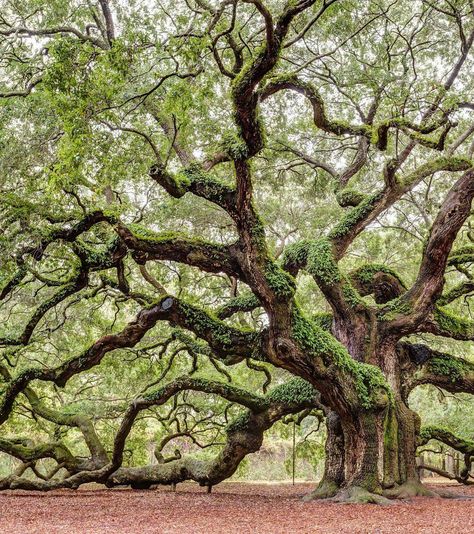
[0,481,473,534]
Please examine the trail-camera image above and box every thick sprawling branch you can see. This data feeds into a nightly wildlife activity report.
[421,306,474,341]
[400,342,474,395]
[281,158,470,317]
[114,223,244,278]
[0,299,167,423]
[150,297,264,363]
[0,438,80,471]
[400,168,474,324]
[438,280,474,305]
[0,377,319,491]
[3,0,474,500]
[418,463,473,485]
[19,211,113,261]
[0,296,264,423]
[108,377,319,488]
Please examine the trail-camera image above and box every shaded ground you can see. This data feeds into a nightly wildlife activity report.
[0,481,473,533]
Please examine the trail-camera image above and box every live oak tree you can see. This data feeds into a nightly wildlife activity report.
[1,0,474,503]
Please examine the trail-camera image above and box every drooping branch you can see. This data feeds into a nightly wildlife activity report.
[0,263,27,301]
[418,426,474,484]
[21,385,109,467]
[418,463,474,485]
[0,211,112,301]
[0,295,265,423]
[19,211,113,261]
[0,298,169,424]
[419,426,474,457]
[0,235,127,348]
[108,376,320,488]
[0,78,43,98]
[0,376,320,491]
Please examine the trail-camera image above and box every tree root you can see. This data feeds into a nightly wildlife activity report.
[302,480,339,501]
[383,481,439,499]
[304,480,438,504]
[305,479,472,504]
[432,488,474,500]
[330,486,393,504]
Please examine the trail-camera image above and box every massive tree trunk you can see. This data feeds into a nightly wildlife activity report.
[306,323,432,502]
[305,409,344,500]
[310,406,425,502]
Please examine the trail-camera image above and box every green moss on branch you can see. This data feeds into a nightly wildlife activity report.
[427,356,468,382]
[433,306,474,339]
[291,309,390,409]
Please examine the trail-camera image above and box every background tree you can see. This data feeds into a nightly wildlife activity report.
[1,0,474,503]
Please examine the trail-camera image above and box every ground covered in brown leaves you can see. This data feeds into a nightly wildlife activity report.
[0,481,473,533]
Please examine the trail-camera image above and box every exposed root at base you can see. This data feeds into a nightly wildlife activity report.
[330,486,393,505]
[302,480,339,501]
[434,489,474,500]
[383,481,439,500]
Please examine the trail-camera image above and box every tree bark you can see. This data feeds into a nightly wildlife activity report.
[309,396,432,502]
[304,409,344,500]
[306,329,435,502]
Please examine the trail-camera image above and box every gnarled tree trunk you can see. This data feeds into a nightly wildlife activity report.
[306,320,433,502]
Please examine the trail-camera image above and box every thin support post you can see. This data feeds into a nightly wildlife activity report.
[292,420,296,485]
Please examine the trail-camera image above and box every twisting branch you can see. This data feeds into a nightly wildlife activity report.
[0,26,107,49]
[114,222,245,279]
[0,295,265,424]
[107,377,319,488]
[391,167,474,332]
